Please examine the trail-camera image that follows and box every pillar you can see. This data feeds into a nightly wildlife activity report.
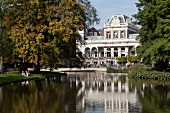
[118,81,121,92]
[118,30,120,39]
[90,48,92,58]
[104,81,107,92]
[118,47,121,57]
[111,81,114,92]
[76,79,78,87]
[125,29,128,39]
[104,48,107,57]
[111,48,114,58]
[125,80,129,93]
[125,47,129,57]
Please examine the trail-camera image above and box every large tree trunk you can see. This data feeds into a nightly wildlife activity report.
[34,63,41,73]
[0,57,3,73]
[20,62,28,73]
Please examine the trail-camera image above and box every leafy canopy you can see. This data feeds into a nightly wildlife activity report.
[0,0,100,69]
[134,0,170,69]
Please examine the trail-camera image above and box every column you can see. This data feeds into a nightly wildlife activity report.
[118,80,121,92]
[126,29,128,39]
[111,48,114,58]
[104,81,107,92]
[111,81,115,92]
[98,49,100,58]
[97,48,99,64]
[96,81,99,92]
[125,80,129,93]
[111,30,113,39]
[104,48,107,57]
[104,48,107,64]
[81,47,85,54]
[125,47,129,57]
[89,85,93,93]
[90,48,92,58]
[118,47,121,57]
[88,49,91,58]
[135,46,137,56]
[118,30,120,39]
[105,98,107,112]
[82,98,85,108]
[76,79,79,87]
[81,81,85,90]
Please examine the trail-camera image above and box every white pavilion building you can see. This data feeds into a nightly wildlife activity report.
[79,14,139,66]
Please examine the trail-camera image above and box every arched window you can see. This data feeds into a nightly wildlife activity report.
[121,47,125,51]
[106,31,111,39]
[121,31,124,38]
[113,31,118,38]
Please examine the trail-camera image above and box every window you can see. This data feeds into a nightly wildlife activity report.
[94,32,97,36]
[107,52,111,57]
[95,52,97,57]
[121,31,124,38]
[121,47,125,51]
[89,32,93,36]
[113,31,118,38]
[106,32,111,39]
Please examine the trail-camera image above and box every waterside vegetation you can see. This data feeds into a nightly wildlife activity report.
[128,65,170,81]
[106,66,128,73]
[106,64,170,81]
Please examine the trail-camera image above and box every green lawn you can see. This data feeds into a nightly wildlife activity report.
[0,71,66,86]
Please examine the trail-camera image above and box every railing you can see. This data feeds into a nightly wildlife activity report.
[85,36,104,40]
[86,57,118,60]
[85,38,138,44]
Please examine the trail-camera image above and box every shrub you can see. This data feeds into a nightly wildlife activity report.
[128,64,170,81]
[107,67,128,73]
[107,67,118,73]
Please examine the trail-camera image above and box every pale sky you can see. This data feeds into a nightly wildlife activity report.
[89,0,139,29]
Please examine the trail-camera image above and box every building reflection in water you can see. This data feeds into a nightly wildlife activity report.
[67,72,138,113]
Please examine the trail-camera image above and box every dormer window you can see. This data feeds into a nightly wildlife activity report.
[106,31,111,39]
[121,31,125,38]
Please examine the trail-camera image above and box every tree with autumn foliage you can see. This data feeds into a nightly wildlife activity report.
[0,0,99,72]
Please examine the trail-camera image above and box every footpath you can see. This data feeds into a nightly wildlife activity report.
[40,67,107,72]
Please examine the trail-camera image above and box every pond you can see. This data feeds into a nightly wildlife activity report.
[0,72,170,113]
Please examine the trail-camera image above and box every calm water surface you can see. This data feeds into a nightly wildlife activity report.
[0,72,170,113]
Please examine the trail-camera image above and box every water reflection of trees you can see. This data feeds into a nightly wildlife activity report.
[0,78,76,113]
[133,80,170,113]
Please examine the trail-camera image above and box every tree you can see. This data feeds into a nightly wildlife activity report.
[1,0,100,72]
[77,0,100,27]
[1,0,86,71]
[133,0,170,71]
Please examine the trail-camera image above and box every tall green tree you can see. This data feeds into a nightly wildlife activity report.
[134,0,170,71]
[77,0,100,27]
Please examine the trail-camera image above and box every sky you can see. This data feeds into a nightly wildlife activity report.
[89,0,139,29]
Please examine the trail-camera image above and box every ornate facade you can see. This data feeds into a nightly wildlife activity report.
[79,14,139,66]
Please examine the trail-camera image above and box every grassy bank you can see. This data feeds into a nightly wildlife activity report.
[0,71,66,86]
